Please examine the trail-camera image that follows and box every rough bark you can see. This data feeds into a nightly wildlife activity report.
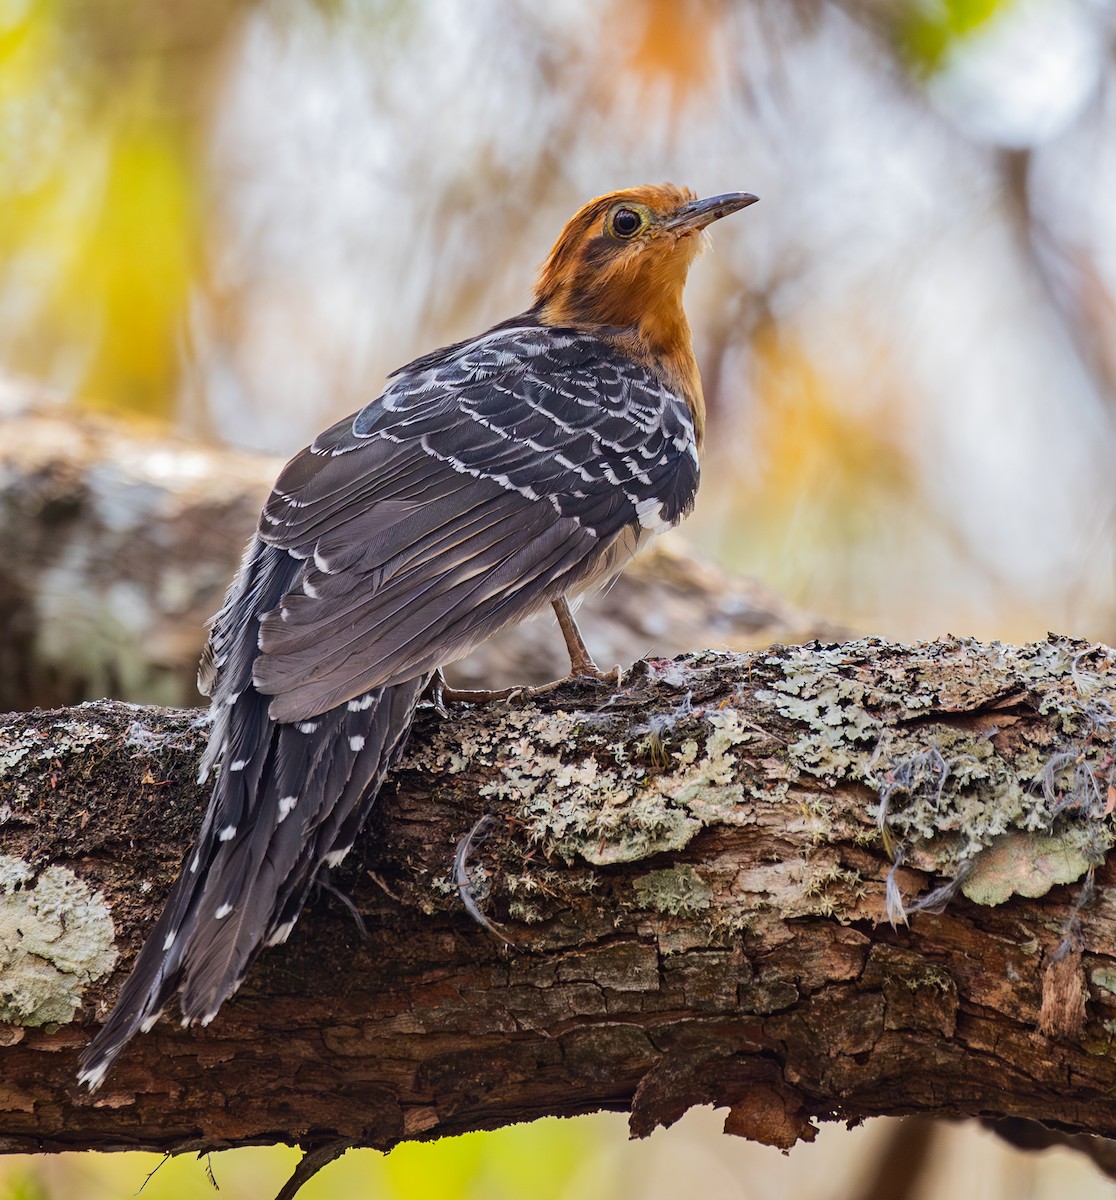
[0,384,835,713]
[2,636,1116,1158]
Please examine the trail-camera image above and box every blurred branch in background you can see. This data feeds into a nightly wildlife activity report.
[4,0,1116,645]
[0,376,834,711]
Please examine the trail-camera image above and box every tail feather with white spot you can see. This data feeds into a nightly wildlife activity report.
[77,675,428,1090]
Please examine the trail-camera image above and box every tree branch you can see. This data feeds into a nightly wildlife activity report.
[3,636,1116,1157]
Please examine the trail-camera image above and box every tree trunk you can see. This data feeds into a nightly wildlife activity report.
[1,635,1115,1158]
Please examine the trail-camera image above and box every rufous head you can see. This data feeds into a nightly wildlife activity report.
[535,183,757,331]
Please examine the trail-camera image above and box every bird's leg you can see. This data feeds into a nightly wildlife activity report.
[551,596,618,682]
[428,599,621,707]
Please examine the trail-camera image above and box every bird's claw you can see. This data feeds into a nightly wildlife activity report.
[422,668,451,717]
[431,661,625,708]
[580,663,623,688]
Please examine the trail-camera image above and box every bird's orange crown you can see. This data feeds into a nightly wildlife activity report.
[534,183,756,446]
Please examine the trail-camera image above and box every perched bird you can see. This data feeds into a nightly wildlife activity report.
[78,183,757,1088]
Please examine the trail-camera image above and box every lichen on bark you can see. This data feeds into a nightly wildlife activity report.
[0,856,117,1027]
[1,635,1116,1156]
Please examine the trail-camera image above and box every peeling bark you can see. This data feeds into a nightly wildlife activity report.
[2,636,1116,1157]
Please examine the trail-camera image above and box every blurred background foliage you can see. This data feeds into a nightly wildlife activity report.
[4,0,1116,645]
[3,0,1116,1195]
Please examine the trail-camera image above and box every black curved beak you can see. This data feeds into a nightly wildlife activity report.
[666,192,759,231]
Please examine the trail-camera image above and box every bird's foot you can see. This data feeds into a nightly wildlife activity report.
[513,660,623,701]
[429,661,623,706]
[422,668,452,716]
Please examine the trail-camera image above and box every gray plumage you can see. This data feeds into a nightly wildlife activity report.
[78,318,699,1089]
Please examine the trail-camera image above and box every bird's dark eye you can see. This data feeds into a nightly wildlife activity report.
[610,207,644,238]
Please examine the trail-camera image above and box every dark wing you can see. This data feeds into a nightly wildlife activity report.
[77,322,699,1086]
[234,324,699,723]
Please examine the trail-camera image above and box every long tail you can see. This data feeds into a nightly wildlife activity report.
[77,675,428,1090]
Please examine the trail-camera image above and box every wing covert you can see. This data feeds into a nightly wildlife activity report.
[236,324,698,722]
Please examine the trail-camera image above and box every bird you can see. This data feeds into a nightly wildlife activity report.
[78,183,758,1088]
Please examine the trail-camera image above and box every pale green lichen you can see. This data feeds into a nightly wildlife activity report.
[1090,966,1116,995]
[962,830,1095,905]
[873,732,1033,854]
[408,636,1116,923]
[761,636,1116,917]
[407,692,765,867]
[1,711,157,831]
[0,855,118,1027]
[895,961,954,992]
[633,866,713,916]
[0,716,112,795]
[479,705,758,866]
[757,642,887,779]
